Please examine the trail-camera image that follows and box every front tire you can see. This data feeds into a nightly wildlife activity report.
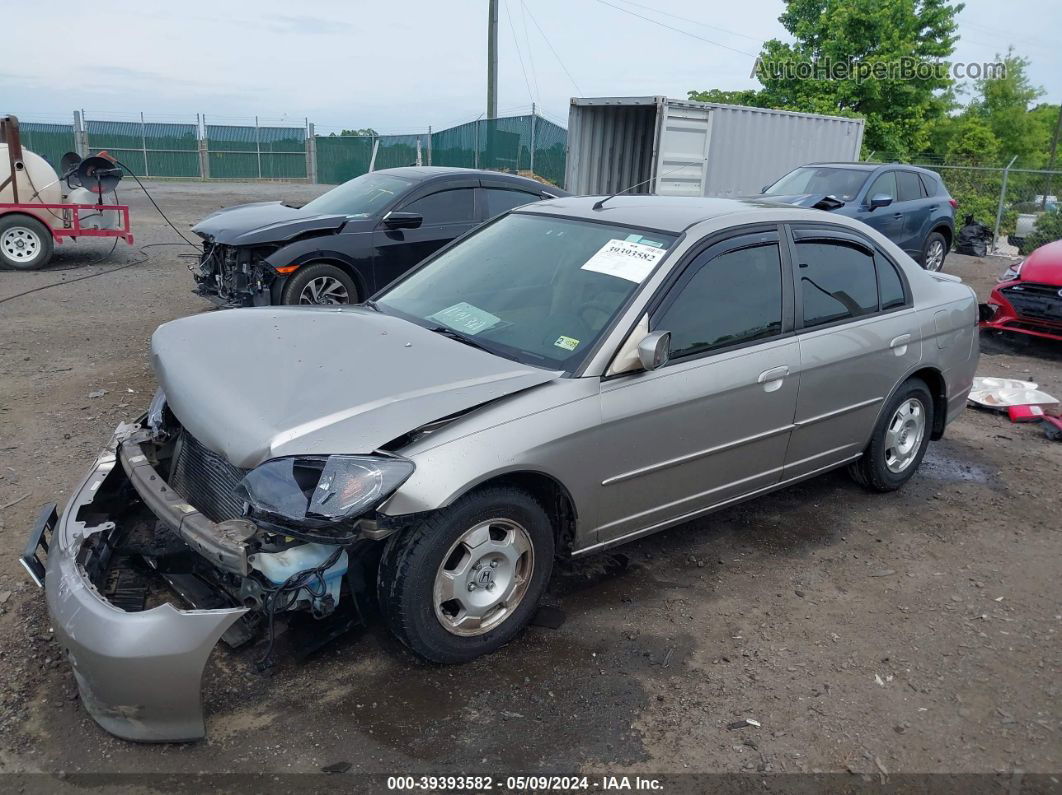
[0,214,53,270]
[921,231,948,272]
[849,379,934,492]
[280,262,358,305]
[378,487,555,663]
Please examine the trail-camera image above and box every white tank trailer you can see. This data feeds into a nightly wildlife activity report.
[1,115,132,270]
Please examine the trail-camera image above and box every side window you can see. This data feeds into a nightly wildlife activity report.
[401,188,476,226]
[896,171,924,202]
[656,243,783,359]
[877,253,906,310]
[797,240,879,327]
[866,171,897,202]
[485,188,540,218]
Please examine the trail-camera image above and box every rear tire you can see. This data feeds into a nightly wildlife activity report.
[921,231,948,272]
[0,214,53,270]
[280,263,358,305]
[849,379,934,492]
[378,487,555,663]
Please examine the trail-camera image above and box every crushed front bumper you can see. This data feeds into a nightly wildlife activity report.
[980,282,1062,342]
[35,425,247,742]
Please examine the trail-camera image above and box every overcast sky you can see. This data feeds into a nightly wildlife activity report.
[3,0,1059,133]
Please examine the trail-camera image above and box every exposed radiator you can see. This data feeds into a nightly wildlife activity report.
[168,431,248,522]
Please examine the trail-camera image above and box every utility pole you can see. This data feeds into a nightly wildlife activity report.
[487,0,498,120]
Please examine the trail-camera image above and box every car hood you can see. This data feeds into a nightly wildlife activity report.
[759,194,849,210]
[191,201,350,246]
[151,307,559,468]
[1020,240,1062,283]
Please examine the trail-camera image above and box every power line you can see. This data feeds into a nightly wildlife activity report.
[593,0,759,58]
[607,0,764,43]
[522,1,583,95]
[503,0,536,105]
[520,0,542,104]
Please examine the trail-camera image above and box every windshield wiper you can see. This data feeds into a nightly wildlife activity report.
[425,325,496,354]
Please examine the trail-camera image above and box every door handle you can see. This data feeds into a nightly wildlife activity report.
[890,334,911,356]
[757,365,790,392]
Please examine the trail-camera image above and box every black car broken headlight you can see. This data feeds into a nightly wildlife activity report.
[235,455,414,542]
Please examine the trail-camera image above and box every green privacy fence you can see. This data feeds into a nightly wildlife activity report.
[86,120,200,177]
[29,112,567,186]
[315,114,567,187]
[205,124,307,180]
[19,123,76,172]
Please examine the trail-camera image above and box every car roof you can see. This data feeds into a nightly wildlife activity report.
[378,166,564,191]
[516,195,788,233]
[805,162,941,178]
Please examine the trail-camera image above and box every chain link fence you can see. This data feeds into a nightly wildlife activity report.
[15,111,569,189]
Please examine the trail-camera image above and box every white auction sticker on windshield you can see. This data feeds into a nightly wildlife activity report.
[581,239,666,283]
[427,302,501,335]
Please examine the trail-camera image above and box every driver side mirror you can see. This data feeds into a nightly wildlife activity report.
[637,330,671,371]
[868,194,893,211]
[383,211,423,229]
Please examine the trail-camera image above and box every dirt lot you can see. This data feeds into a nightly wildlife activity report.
[0,181,1059,780]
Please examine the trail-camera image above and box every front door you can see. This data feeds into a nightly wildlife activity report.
[859,170,903,244]
[783,225,922,479]
[593,229,800,544]
[371,181,479,290]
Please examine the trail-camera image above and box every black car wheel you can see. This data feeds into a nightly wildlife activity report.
[849,378,934,492]
[377,487,555,663]
[921,231,948,272]
[0,214,54,271]
[281,263,358,305]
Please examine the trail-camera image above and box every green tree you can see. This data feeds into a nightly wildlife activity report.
[966,49,1046,166]
[330,128,379,138]
[690,0,964,159]
[687,88,769,108]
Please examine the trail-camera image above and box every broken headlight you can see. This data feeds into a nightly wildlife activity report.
[235,455,414,542]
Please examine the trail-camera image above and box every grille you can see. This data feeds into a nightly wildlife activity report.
[1002,283,1062,323]
[168,431,249,522]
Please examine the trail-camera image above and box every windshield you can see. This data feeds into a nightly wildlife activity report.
[301,173,412,217]
[764,167,868,202]
[376,213,677,369]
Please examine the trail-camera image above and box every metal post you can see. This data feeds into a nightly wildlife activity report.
[199,113,210,180]
[993,155,1018,253]
[427,125,432,166]
[529,102,536,175]
[368,138,379,173]
[487,0,498,120]
[416,137,423,167]
[474,117,480,169]
[255,116,262,179]
[140,111,150,177]
[306,122,317,184]
[73,110,88,159]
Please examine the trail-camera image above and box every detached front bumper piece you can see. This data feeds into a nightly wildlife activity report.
[36,426,247,742]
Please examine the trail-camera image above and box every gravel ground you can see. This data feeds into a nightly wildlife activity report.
[0,182,1059,779]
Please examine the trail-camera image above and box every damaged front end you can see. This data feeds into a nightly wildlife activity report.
[30,400,407,742]
[194,242,278,307]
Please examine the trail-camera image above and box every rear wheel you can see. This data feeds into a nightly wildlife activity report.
[849,379,934,492]
[921,231,948,272]
[280,263,358,305]
[378,487,555,663]
[0,215,53,270]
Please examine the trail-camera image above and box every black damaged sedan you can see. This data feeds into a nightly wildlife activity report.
[191,166,565,307]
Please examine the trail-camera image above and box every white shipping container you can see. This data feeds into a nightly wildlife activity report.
[565,96,866,198]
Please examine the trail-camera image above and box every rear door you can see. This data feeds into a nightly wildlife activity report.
[593,228,799,543]
[859,170,903,243]
[783,225,922,479]
[371,179,478,289]
[895,170,932,255]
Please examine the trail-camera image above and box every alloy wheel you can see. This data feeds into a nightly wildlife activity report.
[433,518,534,637]
[925,239,945,272]
[298,276,350,305]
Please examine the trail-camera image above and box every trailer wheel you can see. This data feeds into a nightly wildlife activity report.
[0,215,53,270]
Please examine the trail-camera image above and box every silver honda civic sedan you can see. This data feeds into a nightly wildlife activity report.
[26,195,979,741]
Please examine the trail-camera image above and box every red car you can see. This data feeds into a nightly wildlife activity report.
[980,239,1062,342]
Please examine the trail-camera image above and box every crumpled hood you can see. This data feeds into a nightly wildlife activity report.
[758,194,847,210]
[191,201,348,246]
[1020,239,1062,283]
[151,307,558,468]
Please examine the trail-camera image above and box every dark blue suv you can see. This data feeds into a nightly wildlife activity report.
[762,163,957,271]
